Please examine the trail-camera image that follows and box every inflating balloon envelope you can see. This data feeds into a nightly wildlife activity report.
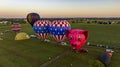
[99,49,114,67]
[33,20,51,41]
[49,20,71,45]
[11,23,21,33]
[66,29,88,52]
[15,32,30,40]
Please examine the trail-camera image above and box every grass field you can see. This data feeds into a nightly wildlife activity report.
[0,23,120,67]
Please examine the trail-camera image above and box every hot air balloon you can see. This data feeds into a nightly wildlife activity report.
[11,23,21,33]
[27,13,40,26]
[99,49,114,67]
[66,29,88,52]
[33,20,51,41]
[15,32,30,40]
[49,20,71,44]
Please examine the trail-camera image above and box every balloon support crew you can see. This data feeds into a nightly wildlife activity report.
[87,42,120,51]
[57,42,67,45]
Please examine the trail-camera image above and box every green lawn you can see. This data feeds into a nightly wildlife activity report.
[0,23,120,67]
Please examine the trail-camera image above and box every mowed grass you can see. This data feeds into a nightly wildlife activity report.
[0,23,120,67]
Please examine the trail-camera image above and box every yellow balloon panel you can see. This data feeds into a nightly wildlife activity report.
[15,32,30,40]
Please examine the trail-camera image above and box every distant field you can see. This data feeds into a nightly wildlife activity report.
[0,23,120,67]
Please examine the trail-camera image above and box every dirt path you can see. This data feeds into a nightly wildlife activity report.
[40,50,68,67]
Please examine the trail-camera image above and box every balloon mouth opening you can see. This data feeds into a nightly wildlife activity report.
[72,44,77,47]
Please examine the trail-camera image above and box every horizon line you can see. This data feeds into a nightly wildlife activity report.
[0,16,120,19]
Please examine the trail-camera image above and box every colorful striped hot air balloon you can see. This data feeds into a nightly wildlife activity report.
[33,20,51,41]
[27,13,40,26]
[49,20,71,43]
[11,23,21,33]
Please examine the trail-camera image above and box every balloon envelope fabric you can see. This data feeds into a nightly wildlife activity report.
[15,32,30,40]
[11,23,21,33]
[27,13,40,26]
[33,20,51,41]
[49,20,71,43]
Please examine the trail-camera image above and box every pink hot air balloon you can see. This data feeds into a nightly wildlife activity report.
[66,29,88,52]
[33,20,51,41]
[11,23,21,33]
[49,20,71,43]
